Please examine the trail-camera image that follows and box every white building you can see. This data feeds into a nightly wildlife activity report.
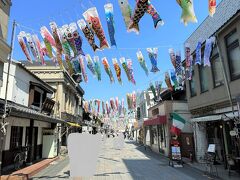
[0,60,64,171]
[134,90,155,143]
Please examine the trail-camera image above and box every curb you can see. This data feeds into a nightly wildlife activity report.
[0,156,59,180]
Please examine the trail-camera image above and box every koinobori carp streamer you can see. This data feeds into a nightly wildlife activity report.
[176,0,197,25]
[77,19,99,52]
[85,54,96,76]
[83,7,109,50]
[104,3,117,47]
[102,57,114,83]
[128,0,148,34]
[147,48,160,73]
[127,59,136,85]
[93,56,101,81]
[165,72,174,91]
[69,22,85,56]
[79,55,88,83]
[112,58,122,84]
[136,50,148,76]
[147,1,164,29]
[118,0,132,31]
[18,33,32,63]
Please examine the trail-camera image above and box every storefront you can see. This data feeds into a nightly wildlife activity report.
[144,115,168,156]
[192,112,240,169]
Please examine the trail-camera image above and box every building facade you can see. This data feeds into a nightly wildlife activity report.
[134,90,155,143]
[0,0,11,87]
[22,62,84,146]
[144,90,193,158]
[185,0,240,169]
[0,61,64,171]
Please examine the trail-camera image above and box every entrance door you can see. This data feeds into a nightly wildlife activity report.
[25,127,38,161]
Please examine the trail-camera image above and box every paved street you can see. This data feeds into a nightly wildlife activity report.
[32,137,215,180]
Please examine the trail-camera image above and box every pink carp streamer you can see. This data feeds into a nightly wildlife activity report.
[79,55,88,83]
[127,59,136,85]
[40,26,56,48]
[32,34,46,65]
[115,97,119,111]
[132,91,136,109]
[110,98,116,111]
[83,7,109,50]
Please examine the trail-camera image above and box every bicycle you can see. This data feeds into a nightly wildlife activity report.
[14,146,29,170]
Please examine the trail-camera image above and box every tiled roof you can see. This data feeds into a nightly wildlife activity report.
[185,0,240,52]
[0,98,65,124]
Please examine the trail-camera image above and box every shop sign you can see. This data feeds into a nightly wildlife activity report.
[207,144,216,153]
[171,146,181,160]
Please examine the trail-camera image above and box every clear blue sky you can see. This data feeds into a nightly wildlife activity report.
[8,0,221,102]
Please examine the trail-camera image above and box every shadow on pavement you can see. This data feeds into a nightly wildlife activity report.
[122,140,214,180]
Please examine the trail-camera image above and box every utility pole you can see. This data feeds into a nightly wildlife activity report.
[0,20,16,176]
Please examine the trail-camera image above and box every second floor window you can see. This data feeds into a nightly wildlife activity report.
[199,64,209,93]
[211,46,224,87]
[189,70,196,97]
[225,29,240,80]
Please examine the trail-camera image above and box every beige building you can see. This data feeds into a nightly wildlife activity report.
[0,0,12,87]
[144,90,193,158]
[22,61,84,145]
[185,0,240,170]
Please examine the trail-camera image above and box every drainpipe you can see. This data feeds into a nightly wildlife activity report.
[215,34,234,114]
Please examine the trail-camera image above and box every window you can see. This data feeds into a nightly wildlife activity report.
[189,70,196,97]
[199,64,209,93]
[152,108,159,116]
[10,126,23,149]
[33,90,41,107]
[211,46,224,87]
[159,125,166,149]
[225,29,240,80]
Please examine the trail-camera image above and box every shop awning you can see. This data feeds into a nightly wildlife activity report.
[67,122,81,127]
[144,115,167,126]
[191,111,239,122]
